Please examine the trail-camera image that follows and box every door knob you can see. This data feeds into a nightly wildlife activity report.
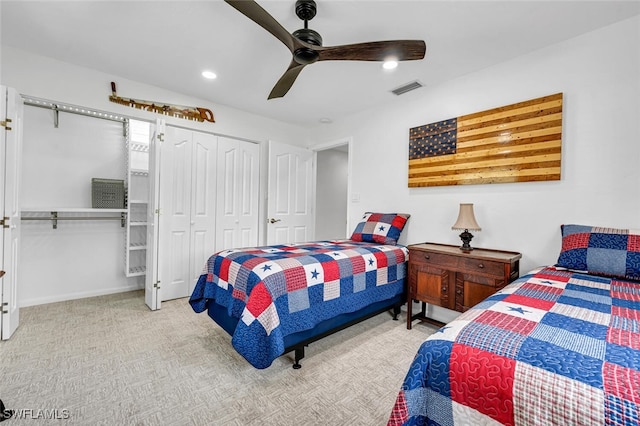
[268,218,281,224]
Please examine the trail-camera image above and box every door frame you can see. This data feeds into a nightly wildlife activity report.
[311,137,353,238]
[1,86,23,339]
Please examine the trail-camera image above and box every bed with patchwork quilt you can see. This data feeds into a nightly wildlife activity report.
[190,213,411,369]
[388,224,640,425]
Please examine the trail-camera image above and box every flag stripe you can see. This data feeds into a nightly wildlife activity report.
[457,114,562,140]
[408,93,562,187]
[459,93,563,122]
[409,142,561,171]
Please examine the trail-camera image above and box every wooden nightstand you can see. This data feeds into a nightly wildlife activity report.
[407,243,521,329]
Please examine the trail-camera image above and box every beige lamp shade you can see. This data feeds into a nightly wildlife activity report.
[451,203,481,231]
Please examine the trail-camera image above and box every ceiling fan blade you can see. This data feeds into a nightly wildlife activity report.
[268,60,307,99]
[224,0,295,52]
[317,40,426,62]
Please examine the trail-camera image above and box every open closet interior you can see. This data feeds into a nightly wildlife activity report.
[19,99,140,306]
[17,96,261,309]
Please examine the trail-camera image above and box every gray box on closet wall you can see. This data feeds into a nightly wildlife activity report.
[91,178,125,209]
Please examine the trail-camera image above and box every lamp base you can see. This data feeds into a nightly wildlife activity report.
[458,229,474,252]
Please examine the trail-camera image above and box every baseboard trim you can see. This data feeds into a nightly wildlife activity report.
[20,283,144,307]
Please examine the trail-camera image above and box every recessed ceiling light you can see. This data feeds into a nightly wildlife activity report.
[202,70,217,80]
[319,117,332,124]
[382,60,398,70]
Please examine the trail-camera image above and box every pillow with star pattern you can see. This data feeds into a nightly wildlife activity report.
[556,224,640,281]
[350,212,410,245]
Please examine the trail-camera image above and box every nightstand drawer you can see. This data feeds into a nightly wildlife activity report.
[458,258,503,276]
[409,250,458,269]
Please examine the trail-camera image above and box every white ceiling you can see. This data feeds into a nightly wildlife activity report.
[2,1,639,127]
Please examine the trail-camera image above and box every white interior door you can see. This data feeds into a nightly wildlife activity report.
[160,127,217,301]
[145,119,164,311]
[188,131,217,295]
[216,137,260,251]
[267,141,315,245]
[1,86,23,339]
[160,127,192,301]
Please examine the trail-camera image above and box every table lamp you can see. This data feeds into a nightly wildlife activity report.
[452,203,481,252]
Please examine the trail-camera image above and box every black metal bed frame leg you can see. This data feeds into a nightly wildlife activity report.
[293,346,305,369]
[391,303,401,320]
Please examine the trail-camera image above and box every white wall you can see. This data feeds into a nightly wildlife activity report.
[315,148,348,240]
[311,17,640,278]
[1,47,309,306]
[3,17,639,308]
[0,47,309,146]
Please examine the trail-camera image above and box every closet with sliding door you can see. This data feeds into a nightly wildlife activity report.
[144,125,260,310]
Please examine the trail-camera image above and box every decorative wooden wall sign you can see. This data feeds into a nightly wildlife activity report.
[408,93,562,187]
[108,82,215,123]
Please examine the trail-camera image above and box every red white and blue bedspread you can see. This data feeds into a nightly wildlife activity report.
[190,240,408,369]
[389,266,640,426]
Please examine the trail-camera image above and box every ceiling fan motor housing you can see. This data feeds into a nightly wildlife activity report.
[293,28,322,64]
[293,0,321,64]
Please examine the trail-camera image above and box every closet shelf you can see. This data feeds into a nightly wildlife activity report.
[131,143,149,152]
[127,265,146,277]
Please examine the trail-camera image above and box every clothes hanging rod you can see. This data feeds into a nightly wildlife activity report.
[21,213,126,229]
[22,216,125,221]
[22,96,128,129]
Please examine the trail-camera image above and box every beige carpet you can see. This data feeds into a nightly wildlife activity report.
[0,291,437,425]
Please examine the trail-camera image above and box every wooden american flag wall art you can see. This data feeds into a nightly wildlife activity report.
[408,93,563,187]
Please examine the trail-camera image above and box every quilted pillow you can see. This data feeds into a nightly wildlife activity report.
[556,224,640,281]
[350,212,410,245]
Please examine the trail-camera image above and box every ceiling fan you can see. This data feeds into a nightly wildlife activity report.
[224,0,427,99]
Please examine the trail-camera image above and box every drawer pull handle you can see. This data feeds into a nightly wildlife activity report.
[424,254,430,260]
[441,286,447,292]
[478,263,484,269]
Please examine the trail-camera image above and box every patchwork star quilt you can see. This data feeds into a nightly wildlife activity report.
[388,266,640,426]
[190,240,407,368]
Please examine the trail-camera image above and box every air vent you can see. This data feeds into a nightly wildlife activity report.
[391,80,423,96]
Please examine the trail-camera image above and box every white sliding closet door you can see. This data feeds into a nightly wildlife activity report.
[159,127,217,301]
[145,119,164,311]
[216,137,260,252]
[1,86,23,340]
